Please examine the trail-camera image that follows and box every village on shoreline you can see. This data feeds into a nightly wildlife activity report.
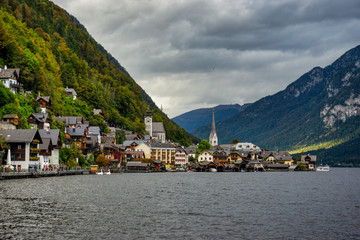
[0,66,318,177]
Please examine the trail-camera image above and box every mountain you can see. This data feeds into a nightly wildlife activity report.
[192,45,360,165]
[172,104,251,133]
[0,0,195,146]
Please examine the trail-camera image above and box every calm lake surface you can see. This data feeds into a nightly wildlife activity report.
[0,168,360,239]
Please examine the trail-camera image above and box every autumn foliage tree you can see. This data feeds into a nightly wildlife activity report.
[96,153,109,167]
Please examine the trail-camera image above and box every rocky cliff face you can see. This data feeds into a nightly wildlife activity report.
[192,45,360,164]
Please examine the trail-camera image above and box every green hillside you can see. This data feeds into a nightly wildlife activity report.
[0,0,195,146]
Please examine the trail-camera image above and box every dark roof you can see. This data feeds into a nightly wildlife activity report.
[39,138,52,150]
[66,128,85,136]
[266,164,289,168]
[0,129,41,143]
[30,113,48,123]
[127,161,149,167]
[152,122,165,133]
[39,129,60,146]
[54,116,83,126]
[148,142,175,149]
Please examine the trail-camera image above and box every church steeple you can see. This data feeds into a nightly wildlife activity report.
[209,108,218,146]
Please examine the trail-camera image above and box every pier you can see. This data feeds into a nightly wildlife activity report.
[0,169,89,180]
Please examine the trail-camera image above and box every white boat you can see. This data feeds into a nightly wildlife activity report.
[96,169,103,175]
[316,164,330,172]
[209,168,217,172]
[104,169,111,175]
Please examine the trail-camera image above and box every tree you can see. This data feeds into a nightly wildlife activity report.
[116,129,126,144]
[196,139,211,154]
[96,153,109,167]
[231,139,240,144]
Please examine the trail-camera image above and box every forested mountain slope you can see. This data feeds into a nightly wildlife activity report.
[0,0,196,145]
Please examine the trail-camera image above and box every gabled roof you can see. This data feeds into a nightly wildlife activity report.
[93,109,102,115]
[64,87,77,96]
[39,138,52,150]
[39,129,60,146]
[301,155,317,162]
[29,113,48,123]
[0,68,20,78]
[0,129,41,143]
[122,140,147,147]
[36,96,51,103]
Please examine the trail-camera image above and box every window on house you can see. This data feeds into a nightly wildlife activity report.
[18,144,21,149]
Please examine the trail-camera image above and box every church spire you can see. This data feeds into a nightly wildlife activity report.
[211,108,216,132]
[209,108,218,146]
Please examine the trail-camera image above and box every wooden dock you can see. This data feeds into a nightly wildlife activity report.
[0,169,89,180]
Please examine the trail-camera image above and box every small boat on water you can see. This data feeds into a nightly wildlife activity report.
[96,169,103,175]
[316,164,330,172]
[209,168,217,172]
[104,169,111,175]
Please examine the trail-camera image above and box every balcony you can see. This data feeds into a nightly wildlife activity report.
[30,148,40,153]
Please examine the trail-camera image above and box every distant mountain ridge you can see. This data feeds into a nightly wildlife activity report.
[172,104,251,133]
[192,45,360,165]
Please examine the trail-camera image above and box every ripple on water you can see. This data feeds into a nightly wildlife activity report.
[0,169,360,239]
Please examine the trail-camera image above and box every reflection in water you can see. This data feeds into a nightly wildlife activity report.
[0,169,360,239]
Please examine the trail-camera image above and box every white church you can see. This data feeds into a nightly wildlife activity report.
[144,108,166,143]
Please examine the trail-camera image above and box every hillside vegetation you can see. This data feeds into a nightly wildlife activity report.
[0,0,195,146]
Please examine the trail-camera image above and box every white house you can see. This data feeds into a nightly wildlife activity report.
[198,150,214,163]
[64,87,77,100]
[39,129,61,167]
[0,66,21,94]
[144,109,166,143]
[135,142,152,159]
[0,129,42,170]
[175,148,188,167]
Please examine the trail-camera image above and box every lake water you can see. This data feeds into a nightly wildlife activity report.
[0,168,359,239]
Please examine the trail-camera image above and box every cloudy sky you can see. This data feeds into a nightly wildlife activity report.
[52,0,360,118]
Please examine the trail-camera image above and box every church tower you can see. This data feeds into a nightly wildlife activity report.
[145,108,152,137]
[209,108,218,146]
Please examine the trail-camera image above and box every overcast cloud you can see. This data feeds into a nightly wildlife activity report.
[51,0,360,117]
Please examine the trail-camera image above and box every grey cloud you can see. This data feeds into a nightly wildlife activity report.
[52,0,360,117]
